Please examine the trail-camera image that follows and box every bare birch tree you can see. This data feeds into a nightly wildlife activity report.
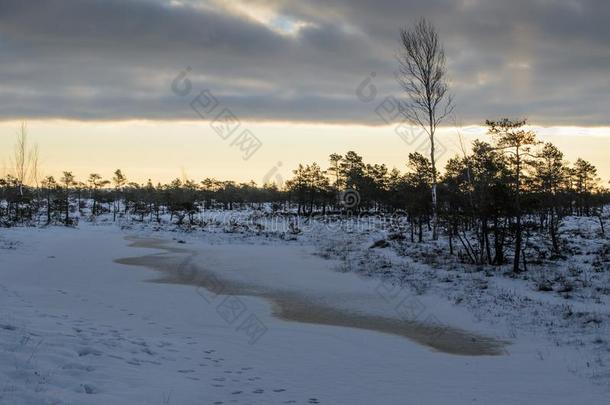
[11,122,40,195]
[397,18,454,240]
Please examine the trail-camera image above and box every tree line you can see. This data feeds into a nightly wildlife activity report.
[1,119,608,273]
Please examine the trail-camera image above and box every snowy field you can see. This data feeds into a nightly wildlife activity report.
[1,213,609,404]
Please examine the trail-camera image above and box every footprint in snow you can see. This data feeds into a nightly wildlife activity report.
[77,347,102,357]
[80,384,99,394]
[62,363,95,372]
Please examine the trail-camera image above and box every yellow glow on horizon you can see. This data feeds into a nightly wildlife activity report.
[0,120,609,186]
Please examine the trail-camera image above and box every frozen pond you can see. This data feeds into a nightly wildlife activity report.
[116,237,508,356]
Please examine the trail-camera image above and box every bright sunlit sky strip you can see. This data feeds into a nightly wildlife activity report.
[1,121,609,185]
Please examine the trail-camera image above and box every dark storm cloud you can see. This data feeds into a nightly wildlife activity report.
[0,0,608,125]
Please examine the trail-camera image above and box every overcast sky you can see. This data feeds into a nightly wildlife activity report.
[1,0,608,126]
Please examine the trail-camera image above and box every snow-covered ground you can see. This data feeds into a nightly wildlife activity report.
[0,217,609,404]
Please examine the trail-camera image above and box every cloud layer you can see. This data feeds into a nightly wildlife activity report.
[0,0,608,125]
